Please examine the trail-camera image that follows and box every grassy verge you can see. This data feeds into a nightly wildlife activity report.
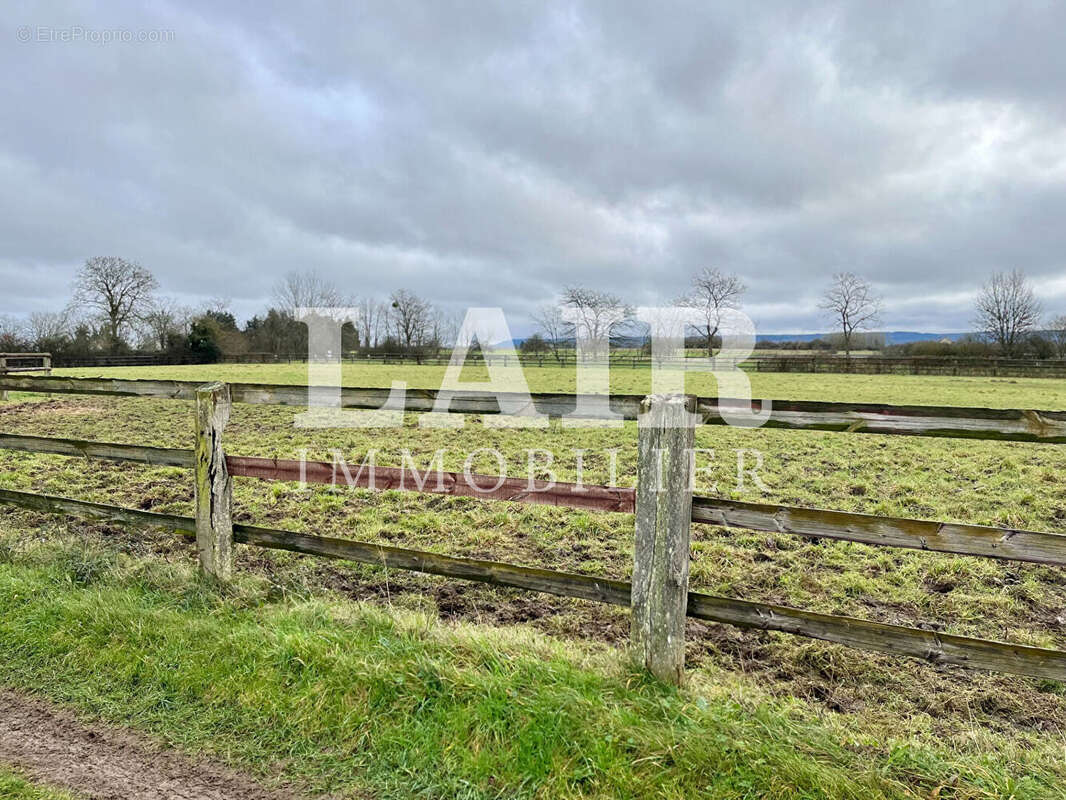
[0,522,1061,799]
[0,769,76,800]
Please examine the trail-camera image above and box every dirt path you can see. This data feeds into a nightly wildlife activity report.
[0,691,302,800]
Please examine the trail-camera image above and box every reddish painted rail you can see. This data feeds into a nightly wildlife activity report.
[3,434,1065,566]
[226,455,637,513]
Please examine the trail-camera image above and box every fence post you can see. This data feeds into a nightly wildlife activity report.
[631,393,696,685]
[194,381,233,581]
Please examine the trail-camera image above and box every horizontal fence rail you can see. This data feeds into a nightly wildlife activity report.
[225,351,1066,379]
[51,354,208,368]
[691,496,1066,567]
[3,375,1066,444]
[3,433,1065,568]
[699,398,1066,442]
[0,433,194,468]
[0,353,52,373]
[0,434,633,513]
[1,487,1064,681]
[12,349,1066,377]
[747,355,1066,379]
[228,455,636,513]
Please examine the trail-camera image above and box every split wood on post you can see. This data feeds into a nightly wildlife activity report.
[194,381,233,581]
[631,393,697,685]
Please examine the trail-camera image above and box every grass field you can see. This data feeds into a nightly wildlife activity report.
[2,364,1066,797]
[50,361,1066,409]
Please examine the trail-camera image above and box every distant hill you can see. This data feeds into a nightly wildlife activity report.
[509,331,974,348]
[755,331,971,345]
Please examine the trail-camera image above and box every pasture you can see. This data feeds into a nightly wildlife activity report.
[1,363,1066,797]
[51,360,1066,408]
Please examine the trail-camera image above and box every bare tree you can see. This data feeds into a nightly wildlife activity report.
[141,297,189,351]
[974,270,1042,357]
[202,296,234,317]
[272,269,347,313]
[531,304,573,363]
[73,256,159,353]
[389,289,433,353]
[678,267,746,357]
[819,272,882,359]
[26,310,72,350]
[0,315,27,350]
[434,308,465,351]
[561,287,632,360]
[371,301,388,348]
[357,297,389,350]
[1048,314,1066,359]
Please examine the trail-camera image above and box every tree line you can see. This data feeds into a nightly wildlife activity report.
[1,256,1063,361]
[0,258,462,360]
[813,268,1063,358]
[524,268,1065,360]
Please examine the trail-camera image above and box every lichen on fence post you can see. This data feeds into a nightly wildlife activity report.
[194,381,233,581]
[631,393,697,685]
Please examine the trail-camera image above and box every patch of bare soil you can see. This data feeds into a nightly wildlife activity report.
[0,691,303,800]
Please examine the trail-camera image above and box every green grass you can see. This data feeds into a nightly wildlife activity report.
[2,364,1066,796]
[46,363,1066,409]
[0,527,1061,799]
[2,394,1065,723]
[0,769,76,800]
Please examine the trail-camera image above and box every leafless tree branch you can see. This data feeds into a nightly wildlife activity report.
[819,272,882,358]
[677,267,746,356]
[73,256,159,353]
[974,270,1042,357]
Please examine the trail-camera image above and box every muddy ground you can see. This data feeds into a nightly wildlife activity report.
[0,691,304,800]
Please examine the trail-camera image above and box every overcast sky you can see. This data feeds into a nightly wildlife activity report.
[3,1,1065,334]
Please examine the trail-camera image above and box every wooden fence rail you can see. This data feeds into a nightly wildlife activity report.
[3,375,1066,444]
[216,351,1066,379]
[0,353,51,400]
[3,379,1066,685]
[4,432,1066,567]
[690,496,1066,567]
[27,348,1066,378]
[0,433,194,467]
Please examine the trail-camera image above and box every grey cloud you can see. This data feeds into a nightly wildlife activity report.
[1,0,1064,333]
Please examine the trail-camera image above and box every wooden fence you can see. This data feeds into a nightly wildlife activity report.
[30,348,1066,377]
[2,374,1066,684]
[747,354,1066,378]
[0,353,50,401]
[229,351,1066,378]
[52,353,208,368]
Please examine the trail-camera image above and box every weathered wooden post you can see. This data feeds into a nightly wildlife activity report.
[631,393,696,685]
[194,381,233,581]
